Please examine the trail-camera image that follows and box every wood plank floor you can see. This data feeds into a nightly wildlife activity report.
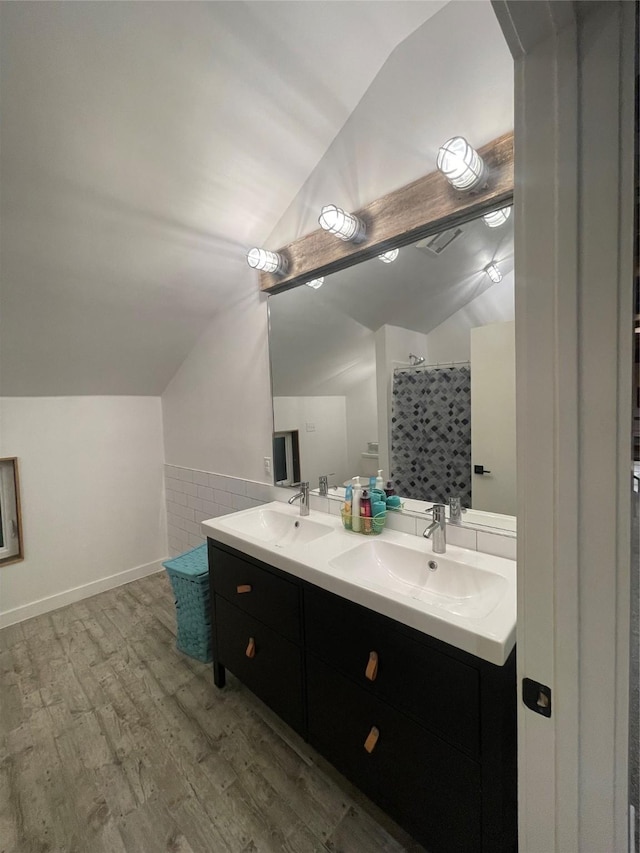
[0,572,428,853]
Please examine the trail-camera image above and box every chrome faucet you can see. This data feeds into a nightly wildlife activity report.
[449,496,465,525]
[318,474,335,497]
[423,504,446,554]
[288,481,310,516]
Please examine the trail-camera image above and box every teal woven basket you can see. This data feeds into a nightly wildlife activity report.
[163,544,212,663]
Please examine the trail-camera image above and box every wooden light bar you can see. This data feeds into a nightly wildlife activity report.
[259,131,514,294]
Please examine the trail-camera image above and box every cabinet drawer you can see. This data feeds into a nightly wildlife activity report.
[209,543,300,642]
[307,654,481,853]
[214,596,303,733]
[305,585,480,757]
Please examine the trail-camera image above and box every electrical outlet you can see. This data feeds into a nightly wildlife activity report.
[263,457,271,474]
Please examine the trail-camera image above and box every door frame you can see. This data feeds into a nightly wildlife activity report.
[491,1,636,850]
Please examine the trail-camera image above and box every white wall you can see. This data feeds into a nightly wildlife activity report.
[0,396,168,626]
[274,396,348,488]
[162,288,274,483]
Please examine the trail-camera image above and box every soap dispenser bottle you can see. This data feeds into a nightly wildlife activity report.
[375,469,385,491]
[352,476,362,532]
[360,489,372,534]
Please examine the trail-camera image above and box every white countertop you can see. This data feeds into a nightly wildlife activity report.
[201,501,516,666]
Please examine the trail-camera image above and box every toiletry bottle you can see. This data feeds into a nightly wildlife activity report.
[344,483,353,530]
[385,480,395,497]
[369,475,377,493]
[376,469,385,491]
[352,476,362,532]
[360,489,372,534]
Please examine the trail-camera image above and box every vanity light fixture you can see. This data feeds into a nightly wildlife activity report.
[378,249,399,264]
[484,261,503,283]
[482,206,512,228]
[318,204,366,243]
[436,136,485,191]
[306,277,324,289]
[246,248,288,275]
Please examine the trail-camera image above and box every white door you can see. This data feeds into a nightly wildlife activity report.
[470,321,516,515]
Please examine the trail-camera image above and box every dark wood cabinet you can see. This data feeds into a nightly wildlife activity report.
[207,539,517,853]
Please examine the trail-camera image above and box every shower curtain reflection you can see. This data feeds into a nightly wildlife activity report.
[391,364,471,505]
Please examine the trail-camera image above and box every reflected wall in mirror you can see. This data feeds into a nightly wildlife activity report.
[268,205,515,522]
[0,457,23,565]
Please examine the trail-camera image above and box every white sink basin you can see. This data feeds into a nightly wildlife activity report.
[220,507,333,548]
[201,501,516,665]
[330,539,508,619]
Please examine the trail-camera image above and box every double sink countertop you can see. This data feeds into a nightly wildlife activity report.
[201,501,516,667]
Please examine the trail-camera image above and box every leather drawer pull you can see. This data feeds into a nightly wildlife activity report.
[365,651,379,681]
[364,726,380,754]
[237,584,252,594]
[245,637,256,658]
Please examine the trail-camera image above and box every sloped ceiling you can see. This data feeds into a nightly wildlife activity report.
[0,0,447,396]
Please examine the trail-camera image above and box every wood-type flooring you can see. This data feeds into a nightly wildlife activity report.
[0,572,427,853]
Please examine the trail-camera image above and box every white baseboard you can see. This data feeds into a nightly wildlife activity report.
[0,558,167,629]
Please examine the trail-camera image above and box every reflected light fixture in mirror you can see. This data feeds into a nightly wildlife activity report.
[484,261,503,283]
[318,204,366,243]
[482,206,512,228]
[247,248,288,275]
[436,136,485,191]
[378,249,399,264]
[307,278,324,289]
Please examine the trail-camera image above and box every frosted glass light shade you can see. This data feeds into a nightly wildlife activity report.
[318,204,366,242]
[378,249,399,264]
[246,248,287,275]
[436,136,485,191]
[484,262,502,283]
[307,278,324,289]
[482,206,512,228]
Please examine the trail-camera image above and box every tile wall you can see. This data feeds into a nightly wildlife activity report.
[165,465,517,561]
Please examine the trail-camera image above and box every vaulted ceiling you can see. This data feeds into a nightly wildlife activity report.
[0,1,511,397]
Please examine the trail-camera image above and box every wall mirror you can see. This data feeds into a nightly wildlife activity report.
[0,457,24,565]
[268,204,515,533]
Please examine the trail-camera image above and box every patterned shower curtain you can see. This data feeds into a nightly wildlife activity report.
[391,365,472,506]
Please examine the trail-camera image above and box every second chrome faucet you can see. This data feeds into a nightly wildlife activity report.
[423,504,446,554]
[288,481,310,516]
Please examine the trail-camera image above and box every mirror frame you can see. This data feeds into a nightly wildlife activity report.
[0,457,24,566]
[260,131,513,294]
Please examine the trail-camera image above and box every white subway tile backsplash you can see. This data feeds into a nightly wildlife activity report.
[166,465,515,560]
[477,531,517,561]
[446,524,478,550]
[309,495,329,514]
[201,499,217,517]
[174,504,195,522]
[197,485,214,502]
[385,512,417,536]
[214,489,235,508]
[328,499,342,517]
[246,481,274,502]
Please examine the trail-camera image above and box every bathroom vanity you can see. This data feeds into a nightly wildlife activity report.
[203,503,517,853]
